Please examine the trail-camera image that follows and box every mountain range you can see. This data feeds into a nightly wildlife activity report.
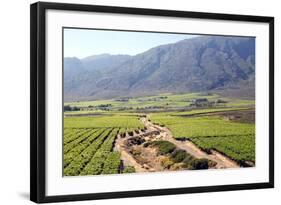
[64,36,255,101]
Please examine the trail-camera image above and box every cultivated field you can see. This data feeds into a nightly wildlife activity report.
[150,110,255,164]
[63,92,255,176]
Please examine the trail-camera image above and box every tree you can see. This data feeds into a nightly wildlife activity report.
[64,105,71,111]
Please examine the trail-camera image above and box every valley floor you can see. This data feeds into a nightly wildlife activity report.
[63,92,255,176]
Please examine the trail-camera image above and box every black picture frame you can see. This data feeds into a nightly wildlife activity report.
[30,1,274,203]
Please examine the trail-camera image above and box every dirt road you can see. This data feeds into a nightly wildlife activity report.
[114,135,148,172]
[141,116,239,169]
[114,115,239,172]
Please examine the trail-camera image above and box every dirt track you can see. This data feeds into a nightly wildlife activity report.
[141,116,239,169]
[114,136,148,172]
[114,116,239,172]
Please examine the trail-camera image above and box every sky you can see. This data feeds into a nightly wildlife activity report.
[64,28,198,59]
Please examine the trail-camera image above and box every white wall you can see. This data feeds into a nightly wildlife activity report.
[0,0,279,204]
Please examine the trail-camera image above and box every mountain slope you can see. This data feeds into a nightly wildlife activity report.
[64,36,255,101]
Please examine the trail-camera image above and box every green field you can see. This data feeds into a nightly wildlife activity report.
[63,113,145,176]
[64,92,254,113]
[150,111,255,163]
[64,114,144,130]
[63,92,255,176]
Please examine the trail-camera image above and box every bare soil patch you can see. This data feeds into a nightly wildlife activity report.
[179,109,255,124]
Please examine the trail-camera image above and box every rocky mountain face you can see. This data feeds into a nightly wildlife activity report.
[64,36,255,101]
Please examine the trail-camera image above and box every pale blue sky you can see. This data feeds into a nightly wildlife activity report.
[64,28,198,59]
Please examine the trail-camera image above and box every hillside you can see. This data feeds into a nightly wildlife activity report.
[64,36,255,101]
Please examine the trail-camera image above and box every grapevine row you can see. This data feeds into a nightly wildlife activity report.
[64,128,106,168]
[64,129,97,154]
[80,128,119,175]
[64,129,112,176]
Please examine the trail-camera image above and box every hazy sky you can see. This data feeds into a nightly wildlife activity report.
[64,28,198,59]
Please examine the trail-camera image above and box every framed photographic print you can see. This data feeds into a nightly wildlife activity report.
[30,2,274,203]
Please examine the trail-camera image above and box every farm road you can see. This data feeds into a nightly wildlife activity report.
[114,115,239,172]
[141,116,239,169]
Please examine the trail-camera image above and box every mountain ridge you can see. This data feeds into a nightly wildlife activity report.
[64,36,255,101]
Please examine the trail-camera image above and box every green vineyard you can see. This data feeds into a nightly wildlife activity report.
[150,111,255,163]
[190,134,255,163]
[63,114,143,176]
[63,92,256,175]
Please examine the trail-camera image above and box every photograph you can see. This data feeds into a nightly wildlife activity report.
[63,28,256,176]
[30,2,274,202]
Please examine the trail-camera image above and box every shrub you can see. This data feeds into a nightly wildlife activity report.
[160,157,174,169]
[72,106,80,111]
[130,149,141,156]
[64,105,71,111]
[207,160,217,167]
[170,163,184,171]
[182,154,194,164]
[127,137,145,145]
[64,105,80,111]
[123,166,136,173]
[170,149,188,163]
[189,158,209,170]
[134,155,148,165]
[151,141,176,155]
[216,99,227,103]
